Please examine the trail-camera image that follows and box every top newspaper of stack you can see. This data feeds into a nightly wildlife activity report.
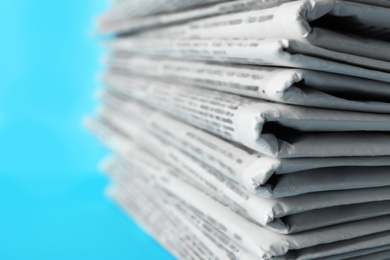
[99,0,390,35]
[99,0,230,33]
[111,0,390,82]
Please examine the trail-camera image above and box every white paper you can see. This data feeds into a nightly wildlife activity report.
[100,0,226,29]
[104,154,390,259]
[103,74,390,158]
[111,37,390,83]
[137,0,390,62]
[89,91,390,198]
[108,54,390,113]
[90,114,390,235]
[100,0,292,34]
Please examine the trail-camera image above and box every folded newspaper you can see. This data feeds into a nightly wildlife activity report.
[99,0,227,32]
[111,37,390,83]
[108,167,390,259]
[111,182,390,259]
[100,0,390,37]
[111,0,390,81]
[108,54,390,113]
[93,0,390,258]
[89,115,390,235]
[137,0,390,62]
[108,169,260,260]
[104,153,390,259]
[99,0,292,34]
[103,74,390,158]
[91,98,390,198]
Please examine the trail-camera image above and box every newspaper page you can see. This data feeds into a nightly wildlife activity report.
[104,150,390,259]
[100,100,390,192]
[136,0,390,63]
[103,74,390,158]
[91,90,390,198]
[108,55,390,113]
[107,159,258,260]
[160,192,259,260]
[100,102,390,199]
[101,0,390,35]
[113,176,390,260]
[109,187,211,260]
[111,37,390,83]
[99,0,228,29]
[109,185,202,259]
[112,186,231,260]
[115,177,390,260]
[90,114,390,235]
[109,164,390,260]
[99,0,293,34]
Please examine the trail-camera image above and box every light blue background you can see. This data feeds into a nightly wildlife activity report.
[0,1,175,259]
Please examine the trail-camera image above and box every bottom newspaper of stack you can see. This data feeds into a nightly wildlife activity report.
[87,98,390,259]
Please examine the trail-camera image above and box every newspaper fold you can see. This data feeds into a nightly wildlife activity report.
[111,37,390,83]
[108,55,390,113]
[100,0,390,35]
[103,74,390,158]
[138,0,390,63]
[109,187,211,260]
[111,185,235,260]
[108,162,258,260]
[99,0,227,30]
[94,90,390,198]
[104,153,390,259]
[99,0,293,34]
[108,162,390,259]
[89,114,390,234]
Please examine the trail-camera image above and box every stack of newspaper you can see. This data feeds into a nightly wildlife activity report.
[89,0,390,259]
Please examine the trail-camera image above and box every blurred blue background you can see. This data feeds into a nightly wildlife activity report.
[0,1,174,259]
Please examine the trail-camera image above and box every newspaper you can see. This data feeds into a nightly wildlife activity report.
[99,0,228,32]
[161,193,258,260]
[99,0,293,34]
[103,73,390,158]
[107,160,258,260]
[137,0,390,63]
[109,187,210,260]
[100,100,390,200]
[111,37,390,83]
[101,0,390,34]
[103,151,390,259]
[108,160,390,259]
[108,55,390,113]
[92,90,390,198]
[113,178,390,260]
[109,178,258,260]
[89,114,390,235]
[111,186,202,260]
[111,186,232,260]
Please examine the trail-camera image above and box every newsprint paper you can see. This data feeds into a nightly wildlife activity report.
[100,149,390,259]
[111,0,390,82]
[88,115,390,235]
[92,90,390,198]
[105,99,390,196]
[103,75,390,158]
[109,55,390,113]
